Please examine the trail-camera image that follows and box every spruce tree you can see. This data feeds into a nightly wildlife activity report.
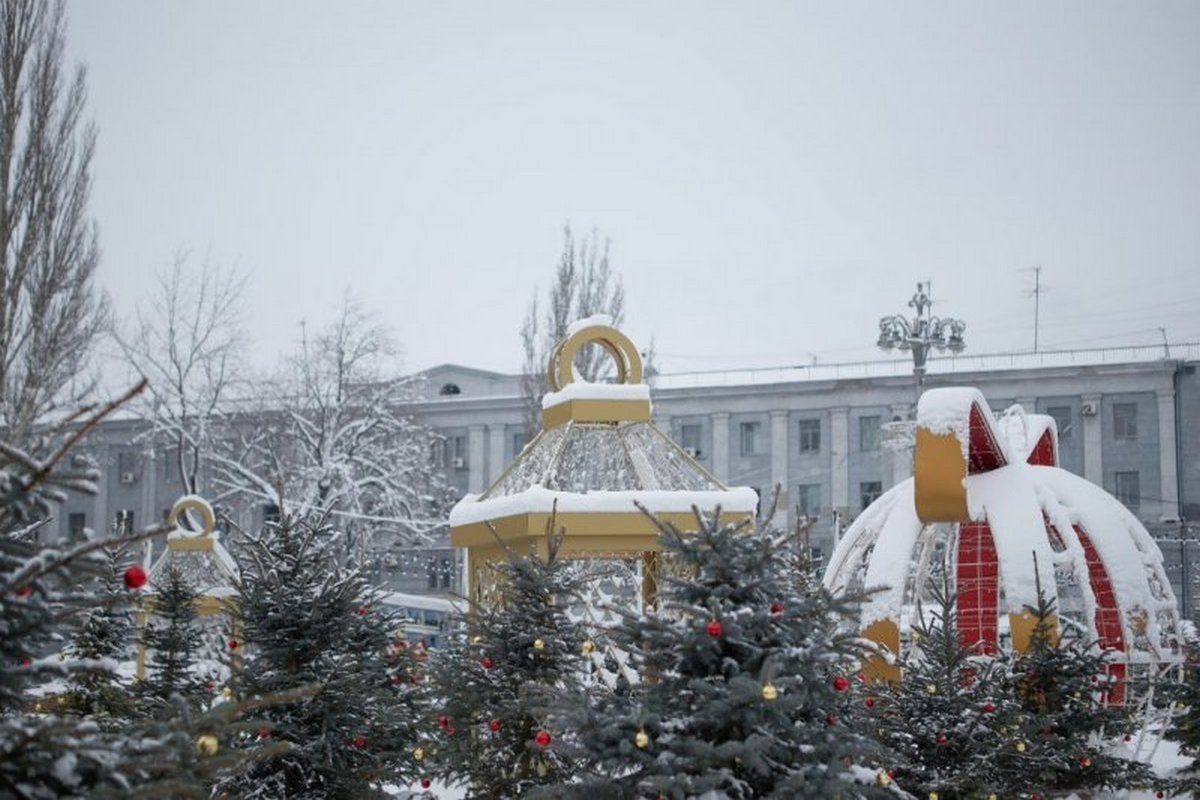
[999,582,1151,796]
[873,575,1022,799]
[138,566,205,710]
[1165,640,1200,796]
[218,510,427,799]
[554,503,892,799]
[430,520,591,799]
[61,538,136,724]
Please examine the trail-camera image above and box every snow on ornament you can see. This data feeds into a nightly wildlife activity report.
[449,321,756,658]
[823,387,1182,702]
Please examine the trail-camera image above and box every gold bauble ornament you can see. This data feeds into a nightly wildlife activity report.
[533,639,545,651]
[635,730,650,749]
[1015,741,1026,753]
[581,640,595,655]
[196,734,219,756]
[761,683,778,701]
[988,795,997,800]
[926,683,937,695]
[222,687,233,698]
[470,635,483,644]
[876,771,891,787]
[928,792,938,800]
[414,747,425,761]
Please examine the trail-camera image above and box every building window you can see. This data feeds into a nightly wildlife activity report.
[453,435,467,469]
[512,432,529,458]
[439,382,461,396]
[860,481,882,511]
[1113,403,1138,441]
[430,438,446,467]
[859,416,881,452]
[680,424,702,457]
[796,484,821,518]
[116,451,137,484]
[114,509,135,536]
[798,419,820,453]
[427,555,453,589]
[1046,406,1073,442]
[739,422,761,457]
[68,513,87,542]
[1114,471,1140,512]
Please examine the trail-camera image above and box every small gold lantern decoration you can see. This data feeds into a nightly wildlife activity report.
[449,319,757,610]
[136,495,240,679]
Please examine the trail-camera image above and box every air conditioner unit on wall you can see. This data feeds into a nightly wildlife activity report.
[452,457,466,469]
[1080,402,1099,417]
[119,471,137,485]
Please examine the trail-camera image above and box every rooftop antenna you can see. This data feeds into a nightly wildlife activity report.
[1021,266,1043,352]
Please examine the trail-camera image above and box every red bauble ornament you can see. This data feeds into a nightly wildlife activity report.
[481,656,494,669]
[1124,734,1133,742]
[420,778,431,789]
[489,719,501,732]
[446,726,455,736]
[983,701,995,713]
[356,606,367,616]
[864,696,876,709]
[832,675,849,692]
[706,619,723,637]
[227,638,238,650]
[256,726,271,739]
[936,733,947,745]
[534,730,551,747]
[1157,792,1166,799]
[438,715,449,728]
[887,769,897,779]
[15,586,31,598]
[825,713,837,726]
[205,680,215,691]
[1079,755,1092,767]
[123,565,147,589]
[19,657,31,667]
[388,674,400,685]
[352,735,367,748]
[769,602,784,615]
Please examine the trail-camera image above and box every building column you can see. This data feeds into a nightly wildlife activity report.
[889,402,913,485]
[710,413,730,483]
[770,410,789,529]
[1081,394,1103,485]
[830,407,850,515]
[1158,388,1180,521]
[468,425,486,494]
[487,425,506,485]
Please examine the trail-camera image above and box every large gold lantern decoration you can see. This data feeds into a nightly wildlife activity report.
[136,495,240,680]
[449,319,757,610]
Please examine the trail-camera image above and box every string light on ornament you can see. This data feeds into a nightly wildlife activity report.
[123,565,147,589]
[761,683,778,701]
[635,729,650,749]
[581,640,595,655]
[195,734,219,756]
[706,619,723,637]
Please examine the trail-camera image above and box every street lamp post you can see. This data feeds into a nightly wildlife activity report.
[877,282,967,390]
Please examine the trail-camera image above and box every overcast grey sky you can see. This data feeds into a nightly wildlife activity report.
[65,1,1200,376]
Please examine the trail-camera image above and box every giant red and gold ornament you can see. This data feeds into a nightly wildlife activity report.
[824,387,1182,701]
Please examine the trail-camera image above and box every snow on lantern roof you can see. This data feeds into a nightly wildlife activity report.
[450,321,756,552]
[825,386,1181,693]
[147,495,239,598]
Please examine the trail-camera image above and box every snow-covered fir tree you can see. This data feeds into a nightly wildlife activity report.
[872,575,1023,799]
[1165,640,1200,796]
[137,565,205,711]
[430,519,592,799]
[1000,581,1151,796]
[553,500,893,799]
[60,538,137,725]
[217,508,428,799]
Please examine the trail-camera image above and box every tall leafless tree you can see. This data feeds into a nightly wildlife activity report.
[520,225,625,435]
[0,0,108,446]
[113,255,246,496]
